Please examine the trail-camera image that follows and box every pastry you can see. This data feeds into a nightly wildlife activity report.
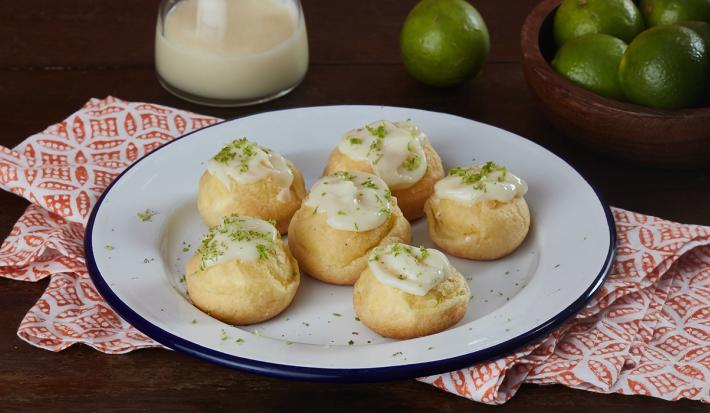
[186,215,299,325]
[424,161,530,260]
[353,243,469,339]
[287,171,411,285]
[197,137,306,233]
[323,120,444,220]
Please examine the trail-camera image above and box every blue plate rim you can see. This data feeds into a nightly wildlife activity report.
[84,105,616,383]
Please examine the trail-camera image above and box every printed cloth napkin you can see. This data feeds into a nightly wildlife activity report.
[0,97,708,404]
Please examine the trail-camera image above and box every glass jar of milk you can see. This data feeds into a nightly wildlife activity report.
[155,0,308,106]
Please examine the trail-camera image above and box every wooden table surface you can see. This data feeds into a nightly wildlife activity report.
[0,1,707,411]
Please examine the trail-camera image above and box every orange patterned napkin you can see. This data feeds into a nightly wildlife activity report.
[0,97,708,404]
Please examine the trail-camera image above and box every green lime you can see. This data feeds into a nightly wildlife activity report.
[619,25,708,108]
[554,0,645,46]
[552,34,628,100]
[640,0,710,27]
[400,0,490,87]
[677,20,710,46]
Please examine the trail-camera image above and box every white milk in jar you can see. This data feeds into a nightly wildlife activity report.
[155,0,308,106]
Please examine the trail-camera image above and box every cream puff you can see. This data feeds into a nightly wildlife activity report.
[323,120,444,221]
[287,171,411,285]
[353,243,469,339]
[197,138,306,234]
[186,215,299,325]
[424,162,530,260]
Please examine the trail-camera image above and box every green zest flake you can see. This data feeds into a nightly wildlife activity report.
[334,171,357,181]
[182,246,190,252]
[402,155,420,171]
[191,319,197,324]
[361,178,378,190]
[337,210,347,216]
[427,346,434,350]
[449,161,508,191]
[312,206,319,215]
[220,329,229,341]
[332,313,342,317]
[198,215,275,270]
[179,274,186,284]
[105,245,114,251]
[137,209,158,222]
[418,246,430,261]
[235,338,245,344]
[213,145,236,163]
[392,351,403,357]
[348,340,354,346]
[366,124,387,139]
[255,244,271,260]
[355,317,361,321]
[349,137,363,145]
[397,274,406,280]
[212,137,261,173]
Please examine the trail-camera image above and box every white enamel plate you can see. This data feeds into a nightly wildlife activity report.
[86,106,615,381]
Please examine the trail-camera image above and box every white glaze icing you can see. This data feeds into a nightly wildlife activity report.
[368,243,451,296]
[435,162,527,204]
[197,215,278,270]
[206,138,294,200]
[303,171,393,232]
[337,120,428,190]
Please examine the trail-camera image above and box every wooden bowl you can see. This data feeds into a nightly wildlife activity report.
[521,0,710,169]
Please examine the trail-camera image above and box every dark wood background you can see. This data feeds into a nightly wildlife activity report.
[0,1,707,411]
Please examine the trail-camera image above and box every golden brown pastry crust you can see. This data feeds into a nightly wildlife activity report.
[185,238,299,325]
[287,203,412,285]
[197,165,306,234]
[322,141,444,221]
[424,196,531,260]
[353,266,469,339]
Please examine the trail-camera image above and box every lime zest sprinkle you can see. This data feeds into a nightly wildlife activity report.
[334,171,357,181]
[449,161,508,190]
[402,154,421,171]
[198,214,275,270]
[212,137,264,173]
[137,209,158,222]
[361,177,378,189]
[366,124,387,139]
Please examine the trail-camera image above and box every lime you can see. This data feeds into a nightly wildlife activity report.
[677,20,710,46]
[619,25,708,108]
[400,0,490,87]
[640,0,710,27]
[552,34,628,100]
[554,0,645,46]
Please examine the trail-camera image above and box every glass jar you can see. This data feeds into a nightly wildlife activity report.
[155,0,309,107]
